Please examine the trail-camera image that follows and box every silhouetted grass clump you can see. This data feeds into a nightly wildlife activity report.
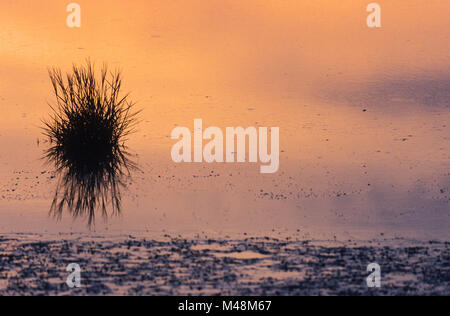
[43,61,138,226]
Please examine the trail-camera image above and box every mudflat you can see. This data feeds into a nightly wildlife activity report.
[0,233,448,296]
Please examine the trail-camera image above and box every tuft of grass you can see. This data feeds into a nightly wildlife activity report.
[43,61,139,227]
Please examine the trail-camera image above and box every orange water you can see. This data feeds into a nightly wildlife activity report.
[0,1,449,240]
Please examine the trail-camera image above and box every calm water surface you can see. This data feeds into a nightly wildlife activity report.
[0,1,448,241]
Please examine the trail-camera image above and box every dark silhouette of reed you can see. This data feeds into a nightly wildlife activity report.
[43,61,138,227]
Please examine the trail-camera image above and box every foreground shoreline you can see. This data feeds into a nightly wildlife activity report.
[0,233,448,296]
